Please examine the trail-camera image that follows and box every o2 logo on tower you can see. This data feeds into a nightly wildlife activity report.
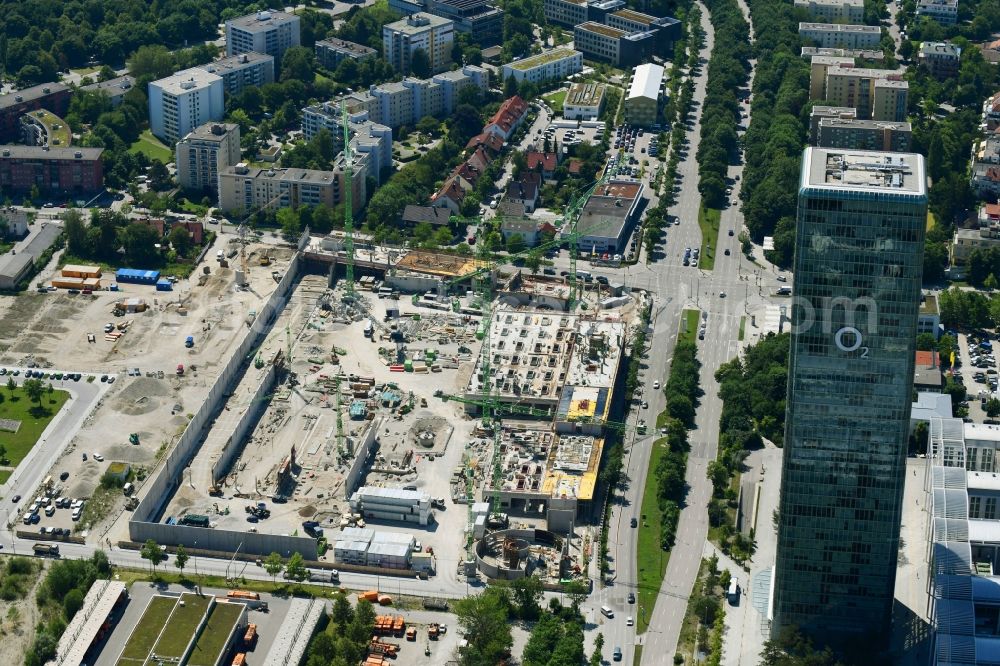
[835,326,868,358]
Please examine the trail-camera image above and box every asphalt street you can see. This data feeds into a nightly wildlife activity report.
[0,369,112,529]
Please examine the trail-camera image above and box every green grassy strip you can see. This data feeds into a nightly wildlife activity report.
[698,205,721,271]
[635,438,671,634]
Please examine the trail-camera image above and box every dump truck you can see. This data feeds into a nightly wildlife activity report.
[185,335,194,348]
[176,364,185,375]
[428,623,439,640]
[360,590,380,602]
[32,543,59,557]
[180,514,210,528]
[406,627,417,641]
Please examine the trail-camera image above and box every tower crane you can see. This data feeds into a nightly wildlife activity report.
[341,103,356,300]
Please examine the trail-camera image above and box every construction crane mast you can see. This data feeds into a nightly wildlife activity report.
[341,103,356,300]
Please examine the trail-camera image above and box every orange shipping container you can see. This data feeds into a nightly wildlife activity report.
[360,590,379,602]
[244,623,257,644]
[228,590,260,601]
[232,653,247,666]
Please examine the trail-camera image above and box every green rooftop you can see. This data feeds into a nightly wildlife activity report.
[509,48,579,71]
[117,596,177,665]
[27,108,71,147]
[187,602,245,666]
[151,593,212,660]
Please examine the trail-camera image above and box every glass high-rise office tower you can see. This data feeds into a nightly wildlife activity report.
[772,148,927,644]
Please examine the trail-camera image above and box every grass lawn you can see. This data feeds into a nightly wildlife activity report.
[187,602,244,666]
[698,205,721,271]
[633,645,643,666]
[738,316,746,342]
[119,595,177,662]
[0,470,10,485]
[679,308,699,346]
[70,66,99,76]
[676,559,713,663]
[177,197,209,216]
[154,593,211,658]
[129,130,172,163]
[0,387,70,466]
[544,90,567,114]
[636,437,671,634]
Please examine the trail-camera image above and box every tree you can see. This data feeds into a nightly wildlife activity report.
[944,377,967,411]
[23,378,44,407]
[416,115,441,137]
[331,592,354,626]
[938,334,956,364]
[169,225,193,257]
[410,47,431,78]
[916,333,937,351]
[454,588,513,666]
[760,626,841,666]
[510,575,543,620]
[285,552,308,582]
[911,420,929,455]
[987,274,1000,292]
[140,539,167,573]
[63,587,85,620]
[524,249,543,274]
[504,74,519,98]
[6,377,16,399]
[128,44,176,80]
[63,209,88,256]
[174,544,189,576]
[121,223,161,266]
[278,207,301,243]
[280,46,316,83]
[590,633,605,666]
[263,552,284,583]
[506,233,526,255]
[988,398,1000,418]
[564,578,589,610]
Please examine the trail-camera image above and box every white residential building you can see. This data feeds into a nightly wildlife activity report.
[148,68,225,144]
[799,22,882,49]
[175,122,240,193]
[916,0,958,24]
[500,48,583,84]
[382,13,455,75]
[225,10,301,64]
[624,62,664,127]
[793,0,865,23]
[198,52,274,96]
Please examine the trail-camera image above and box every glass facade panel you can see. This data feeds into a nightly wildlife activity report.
[772,151,927,645]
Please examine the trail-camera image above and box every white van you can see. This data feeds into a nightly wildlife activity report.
[123,482,134,496]
[72,508,82,521]
[216,249,224,261]
[600,605,614,618]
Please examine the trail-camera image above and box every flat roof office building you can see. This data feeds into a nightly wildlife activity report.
[773,148,927,645]
[624,63,663,127]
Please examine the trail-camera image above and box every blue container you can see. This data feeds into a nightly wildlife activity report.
[155,279,172,291]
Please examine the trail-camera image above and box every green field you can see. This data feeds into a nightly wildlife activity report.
[635,438,671,634]
[0,386,70,466]
[153,593,211,658]
[118,595,177,662]
[543,90,567,114]
[0,470,11,484]
[738,316,746,341]
[187,602,244,666]
[698,205,721,270]
[129,130,172,163]
[678,308,699,346]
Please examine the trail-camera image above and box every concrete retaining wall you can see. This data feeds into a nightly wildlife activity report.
[130,253,321,558]
[344,418,380,499]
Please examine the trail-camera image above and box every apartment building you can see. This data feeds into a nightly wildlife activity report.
[198,52,275,96]
[300,106,393,182]
[390,0,504,45]
[148,68,225,144]
[225,11,301,65]
[383,14,454,75]
[501,48,583,84]
[821,65,908,121]
[307,65,488,132]
[799,22,882,49]
[809,55,855,99]
[217,161,366,216]
[315,39,377,69]
[809,105,857,141]
[815,117,912,151]
[0,146,104,195]
[175,122,241,193]
[918,41,961,79]
[793,0,865,23]
[0,83,70,142]
[801,46,885,61]
[80,75,136,108]
[573,21,654,67]
[916,0,958,24]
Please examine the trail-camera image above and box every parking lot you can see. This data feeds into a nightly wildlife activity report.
[958,331,999,421]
